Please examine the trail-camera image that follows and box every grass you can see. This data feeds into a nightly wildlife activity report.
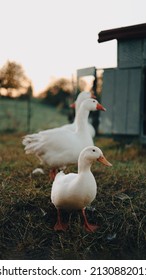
[0,98,68,132]
[0,134,146,260]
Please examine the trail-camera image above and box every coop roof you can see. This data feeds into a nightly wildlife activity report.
[98,23,146,43]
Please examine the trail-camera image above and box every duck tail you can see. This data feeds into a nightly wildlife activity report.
[22,133,44,155]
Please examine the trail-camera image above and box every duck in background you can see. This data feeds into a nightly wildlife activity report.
[32,91,97,138]
[22,99,106,179]
[51,145,112,232]
[67,91,96,138]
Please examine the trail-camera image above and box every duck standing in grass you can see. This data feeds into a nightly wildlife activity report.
[51,146,112,232]
[22,99,106,178]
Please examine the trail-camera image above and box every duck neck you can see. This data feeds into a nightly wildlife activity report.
[74,106,89,132]
[78,159,92,174]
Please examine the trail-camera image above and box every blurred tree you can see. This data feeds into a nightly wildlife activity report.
[41,77,73,109]
[0,61,30,97]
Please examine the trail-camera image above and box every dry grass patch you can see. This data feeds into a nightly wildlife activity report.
[0,134,146,259]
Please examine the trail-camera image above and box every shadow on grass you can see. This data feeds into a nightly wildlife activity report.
[0,197,146,260]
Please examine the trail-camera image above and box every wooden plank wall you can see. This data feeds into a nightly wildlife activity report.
[99,68,142,135]
[118,39,143,68]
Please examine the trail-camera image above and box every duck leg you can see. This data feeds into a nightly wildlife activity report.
[82,208,99,233]
[54,209,68,231]
[49,168,57,180]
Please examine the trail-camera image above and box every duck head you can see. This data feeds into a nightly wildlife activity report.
[81,98,106,112]
[70,91,96,110]
[79,146,112,167]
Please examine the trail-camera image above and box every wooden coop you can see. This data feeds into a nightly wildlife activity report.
[98,23,146,143]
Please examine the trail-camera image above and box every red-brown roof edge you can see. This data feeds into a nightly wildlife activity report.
[98,23,146,43]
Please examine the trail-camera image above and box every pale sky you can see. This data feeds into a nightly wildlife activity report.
[0,0,146,94]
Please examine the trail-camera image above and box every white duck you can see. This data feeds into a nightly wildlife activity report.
[22,98,106,178]
[51,145,112,232]
[27,91,96,138]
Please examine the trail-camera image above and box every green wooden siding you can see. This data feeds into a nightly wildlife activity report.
[99,68,142,135]
[113,69,129,133]
[118,39,143,68]
[126,69,141,134]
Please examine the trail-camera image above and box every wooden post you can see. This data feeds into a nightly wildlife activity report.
[27,84,32,132]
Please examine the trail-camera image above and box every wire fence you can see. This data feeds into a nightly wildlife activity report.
[0,96,69,134]
[0,97,30,133]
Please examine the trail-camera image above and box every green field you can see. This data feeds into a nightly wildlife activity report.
[0,132,146,260]
[0,98,69,132]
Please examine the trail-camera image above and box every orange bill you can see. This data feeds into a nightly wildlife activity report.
[97,156,112,166]
[96,103,106,111]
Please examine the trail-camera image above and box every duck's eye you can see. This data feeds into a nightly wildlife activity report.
[93,100,96,102]
[92,149,95,152]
